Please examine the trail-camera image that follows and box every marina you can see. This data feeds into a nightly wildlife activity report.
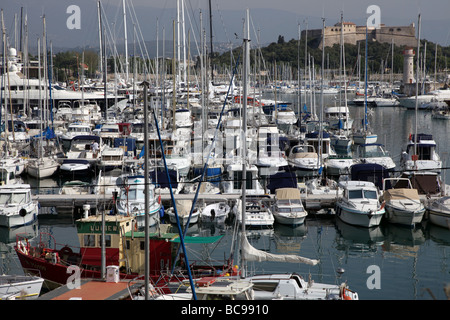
[0,2,450,302]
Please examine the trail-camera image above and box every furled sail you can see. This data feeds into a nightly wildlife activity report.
[241,234,319,266]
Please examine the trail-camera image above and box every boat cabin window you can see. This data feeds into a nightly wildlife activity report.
[364,190,377,199]
[0,171,15,184]
[84,234,96,247]
[233,171,253,190]
[0,192,28,204]
[348,189,377,200]
[252,282,278,292]
[417,146,432,160]
[100,235,112,247]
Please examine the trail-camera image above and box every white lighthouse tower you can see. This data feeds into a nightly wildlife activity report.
[402,48,415,84]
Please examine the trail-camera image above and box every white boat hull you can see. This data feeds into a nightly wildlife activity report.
[238,213,274,227]
[200,203,230,224]
[428,209,450,229]
[168,211,199,225]
[272,212,307,226]
[336,204,384,228]
[27,161,59,179]
[385,204,425,227]
[0,275,44,300]
[0,203,38,228]
[135,209,161,228]
[352,134,378,145]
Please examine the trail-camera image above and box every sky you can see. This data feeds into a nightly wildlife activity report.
[1,0,450,54]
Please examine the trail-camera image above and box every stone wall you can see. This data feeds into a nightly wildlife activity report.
[302,22,417,48]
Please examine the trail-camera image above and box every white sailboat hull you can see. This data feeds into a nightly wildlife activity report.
[26,161,59,179]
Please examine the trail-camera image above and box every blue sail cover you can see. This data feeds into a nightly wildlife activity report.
[266,171,298,194]
[150,168,179,189]
[350,163,389,189]
[33,126,56,139]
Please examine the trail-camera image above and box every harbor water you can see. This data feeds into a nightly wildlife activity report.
[1,93,449,300]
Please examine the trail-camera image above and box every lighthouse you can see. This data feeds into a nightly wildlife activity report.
[402,48,415,84]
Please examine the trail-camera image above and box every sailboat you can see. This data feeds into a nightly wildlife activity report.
[400,15,442,174]
[26,22,59,179]
[329,13,353,152]
[352,26,377,145]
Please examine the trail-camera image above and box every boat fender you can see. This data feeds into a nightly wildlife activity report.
[19,208,27,217]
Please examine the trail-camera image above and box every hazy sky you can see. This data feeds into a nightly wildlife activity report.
[2,0,450,50]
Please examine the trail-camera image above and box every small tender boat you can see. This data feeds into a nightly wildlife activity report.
[272,188,307,226]
[166,200,200,226]
[335,180,385,228]
[0,274,44,300]
[200,202,231,224]
[426,196,450,230]
[59,159,92,176]
[59,180,91,195]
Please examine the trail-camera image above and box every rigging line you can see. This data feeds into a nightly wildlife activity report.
[127,0,154,76]
[100,4,125,74]
[149,85,197,300]
[214,0,230,44]
[170,50,242,272]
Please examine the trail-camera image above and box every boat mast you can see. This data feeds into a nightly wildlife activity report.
[97,1,103,74]
[241,8,250,279]
[414,14,421,159]
[364,24,368,133]
[122,0,129,83]
[208,0,214,83]
[319,18,325,172]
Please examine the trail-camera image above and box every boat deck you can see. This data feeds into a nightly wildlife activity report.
[38,279,144,300]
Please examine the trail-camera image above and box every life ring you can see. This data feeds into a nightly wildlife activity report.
[18,241,28,255]
[342,288,353,300]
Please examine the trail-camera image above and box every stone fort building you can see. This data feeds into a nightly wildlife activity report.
[302,21,417,48]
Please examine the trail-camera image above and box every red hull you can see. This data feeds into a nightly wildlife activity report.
[14,245,139,286]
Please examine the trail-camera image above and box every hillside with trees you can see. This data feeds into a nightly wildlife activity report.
[211,35,450,82]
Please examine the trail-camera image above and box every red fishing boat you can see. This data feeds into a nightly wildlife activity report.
[15,213,235,291]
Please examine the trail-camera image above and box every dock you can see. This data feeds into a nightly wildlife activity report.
[38,279,144,300]
[33,192,338,211]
